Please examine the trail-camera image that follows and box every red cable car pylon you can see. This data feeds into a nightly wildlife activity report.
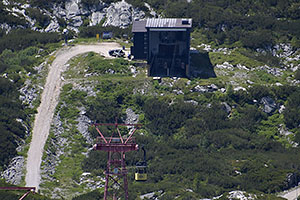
[92,121,141,200]
[0,187,35,200]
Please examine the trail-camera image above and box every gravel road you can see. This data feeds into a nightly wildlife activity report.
[25,42,122,190]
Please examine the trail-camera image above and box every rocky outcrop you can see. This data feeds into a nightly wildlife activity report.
[215,62,235,71]
[125,108,139,124]
[103,0,144,28]
[260,96,277,114]
[45,19,60,32]
[222,191,257,200]
[41,112,69,182]
[78,172,104,190]
[1,156,24,185]
[89,12,106,26]
[76,107,93,144]
[254,65,283,77]
[192,84,218,93]
[1,0,146,33]
[19,79,39,109]
[140,190,163,200]
[200,190,257,200]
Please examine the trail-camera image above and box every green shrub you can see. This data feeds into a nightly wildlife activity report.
[72,189,103,200]
[0,29,60,53]
[85,52,130,75]
[0,78,26,168]
[283,90,300,129]
[26,8,51,28]
[79,25,132,38]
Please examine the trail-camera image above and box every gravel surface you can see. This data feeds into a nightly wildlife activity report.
[279,186,300,200]
[25,42,121,190]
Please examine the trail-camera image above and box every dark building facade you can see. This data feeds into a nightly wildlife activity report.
[131,18,192,78]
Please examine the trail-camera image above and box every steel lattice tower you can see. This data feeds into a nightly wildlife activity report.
[93,123,141,200]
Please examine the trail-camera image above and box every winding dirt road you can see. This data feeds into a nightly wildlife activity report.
[25,42,121,190]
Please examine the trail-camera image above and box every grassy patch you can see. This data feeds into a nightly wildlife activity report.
[209,49,264,68]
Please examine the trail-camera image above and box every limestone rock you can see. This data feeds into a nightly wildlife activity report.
[103,0,144,28]
[0,23,12,33]
[256,65,283,77]
[1,0,146,33]
[1,156,24,185]
[41,112,69,182]
[66,0,81,19]
[193,84,218,93]
[19,79,38,109]
[70,15,83,27]
[76,107,93,144]
[45,19,60,32]
[125,108,139,125]
[140,190,163,200]
[89,11,106,26]
[279,105,285,113]
[260,96,277,114]
[215,62,234,70]
[234,86,246,92]
[226,191,256,200]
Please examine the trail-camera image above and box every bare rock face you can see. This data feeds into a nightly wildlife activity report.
[125,108,139,124]
[103,0,144,28]
[66,0,81,19]
[52,0,145,30]
[45,20,60,32]
[1,0,146,33]
[52,0,144,32]
[89,12,106,26]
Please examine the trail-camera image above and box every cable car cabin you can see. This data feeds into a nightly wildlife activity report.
[135,164,147,181]
[135,162,147,181]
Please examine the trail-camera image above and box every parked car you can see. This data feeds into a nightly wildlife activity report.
[109,49,125,57]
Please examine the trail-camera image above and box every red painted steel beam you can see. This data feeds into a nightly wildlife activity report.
[95,127,108,143]
[94,144,138,152]
[93,123,142,127]
[0,187,35,192]
[125,128,138,144]
[19,191,32,200]
[0,187,36,200]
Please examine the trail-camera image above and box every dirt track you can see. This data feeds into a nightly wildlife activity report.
[25,42,121,190]
[279,186,300,200]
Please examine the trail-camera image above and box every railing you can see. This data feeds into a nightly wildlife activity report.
[94,137,138,152]
[96,137,136,144]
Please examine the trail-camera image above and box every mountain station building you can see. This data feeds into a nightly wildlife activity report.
[131,18,192,78]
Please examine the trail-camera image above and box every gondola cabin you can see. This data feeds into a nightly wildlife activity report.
[135,164,147,181]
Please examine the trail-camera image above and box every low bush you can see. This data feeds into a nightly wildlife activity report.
[0,29,60,53]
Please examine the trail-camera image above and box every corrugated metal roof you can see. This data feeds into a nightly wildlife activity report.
[132,20,147,32]
[132,18,192,32]
[146,18,192,28]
